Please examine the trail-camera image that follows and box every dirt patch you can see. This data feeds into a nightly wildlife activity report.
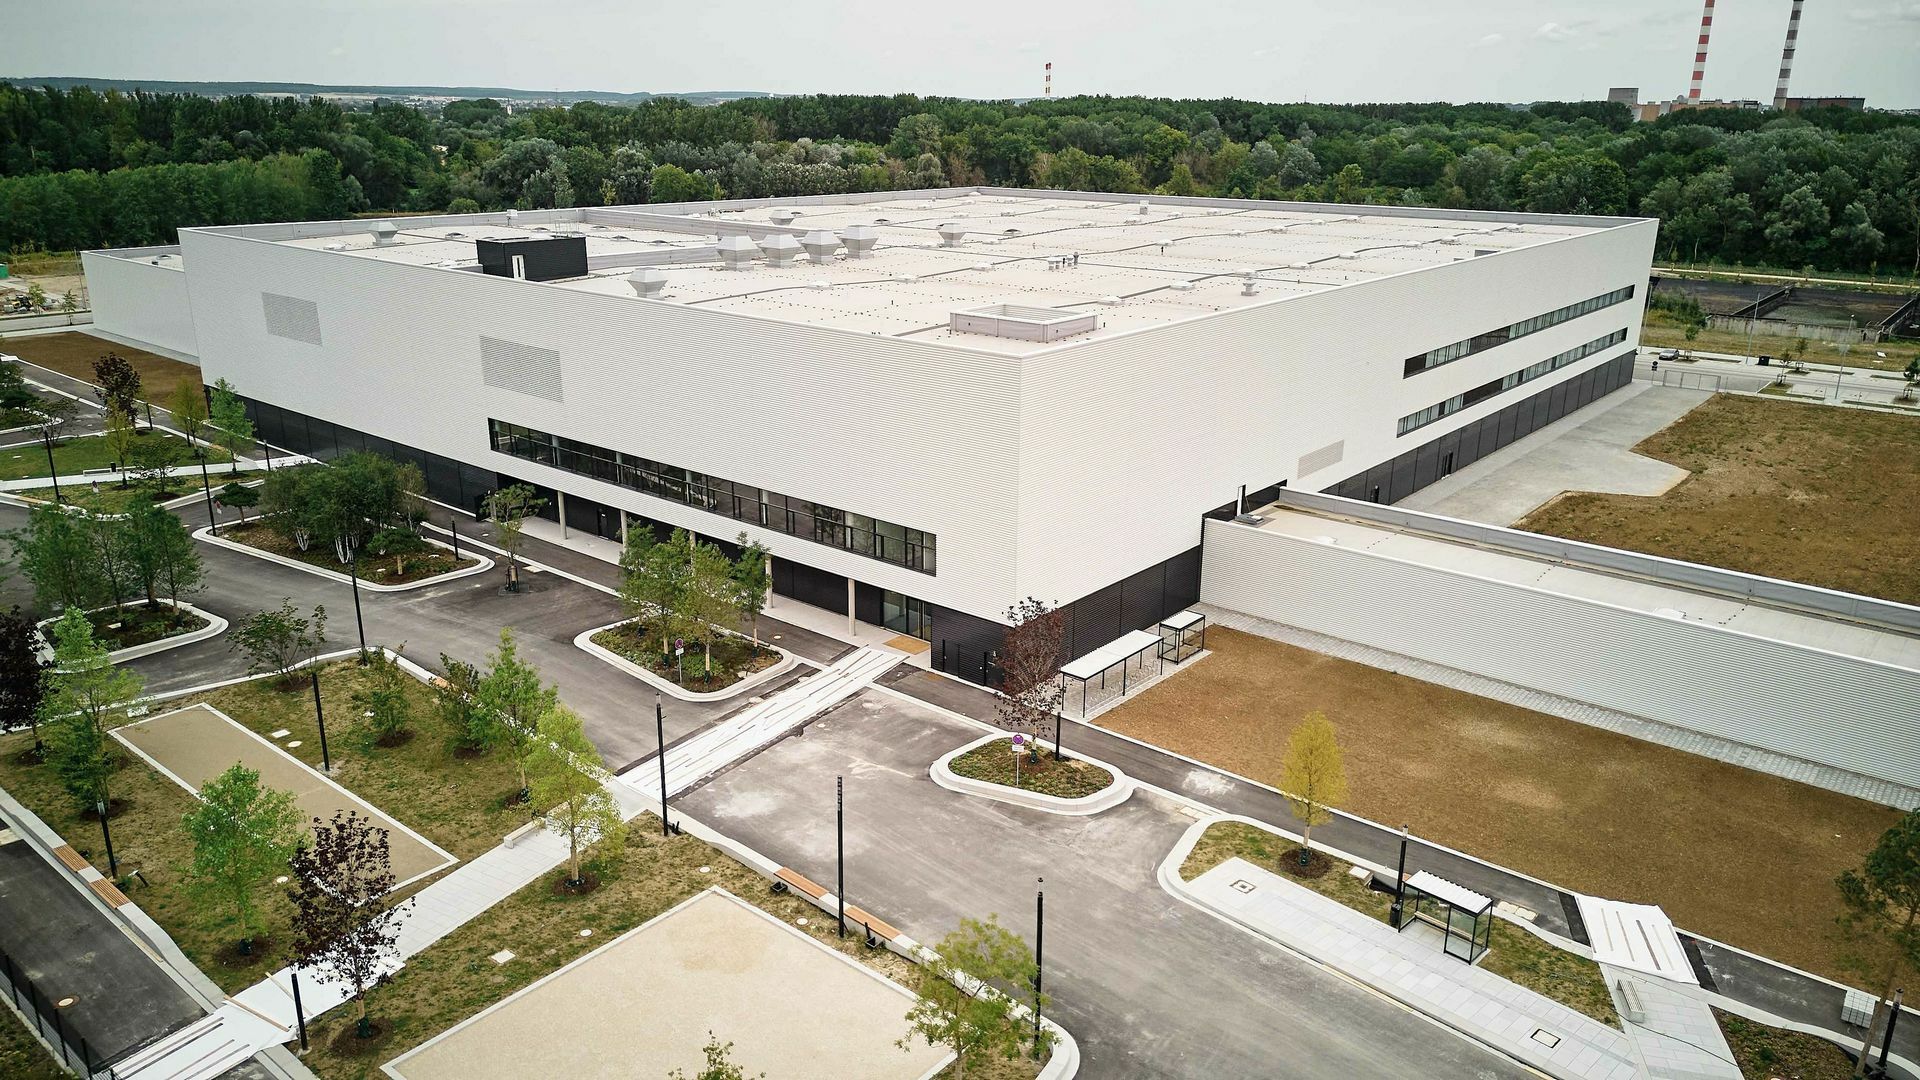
[549,870,602,897]
[214,935,277,969]
[1279,847,1332,878]
[324,1017,397,1057]
[2,332,202,406]
[1515,393,1920,605]
[1100,627,1902,984]
[1715,1008,1857,1079]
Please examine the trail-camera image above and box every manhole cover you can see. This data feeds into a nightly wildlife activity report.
[1230,879,1256,894]
[56,996,77,1009]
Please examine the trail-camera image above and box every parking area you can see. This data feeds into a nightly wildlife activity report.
[1395,381,1708,525]
[114,704,455,888]
[383,888,947,1080]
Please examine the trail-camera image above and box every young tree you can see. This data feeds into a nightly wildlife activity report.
[0,356,38,412]
[432,653,497,755]
[475,627,557,801]
[126,431,186,498]
[620,527,693,652]
[1280,711,1349,865]
[683,541,737,685]
[229,599,328,685]
[527,704,625,887]
[182,764,305,955]
[352,647,413,745]
[166,381,208,449]
[101,406,137,485]
[42,610,144,817]
[92,352,141,426]
[484,484,544,592]
[0,607,52,748]
[1836,808,1920,1078]
[7,502,104,611]
[207,378,254,473]
[730,534,771,647]
[286,810,406,1040]
[124,500,202,608]
[899,916,1041,1079]
[667,1034,765,1080]
[993,598,1066,753]
[216,482,259,522]
[88,511,132,609]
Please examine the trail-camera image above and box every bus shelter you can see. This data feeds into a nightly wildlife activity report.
[1400,870,1493,964]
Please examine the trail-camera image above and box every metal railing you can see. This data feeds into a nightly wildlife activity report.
[0,945,118,1078]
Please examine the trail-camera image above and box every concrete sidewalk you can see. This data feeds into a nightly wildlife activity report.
[1185,857,1640,1080]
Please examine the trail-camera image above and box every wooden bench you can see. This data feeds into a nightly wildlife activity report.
[772,867,827,901]
[842,904,900,943]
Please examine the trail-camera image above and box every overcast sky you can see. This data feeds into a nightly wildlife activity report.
[4,0,1916,109]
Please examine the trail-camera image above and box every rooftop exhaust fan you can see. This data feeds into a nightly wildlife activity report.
[770,208,799,225]
[799,230,841,263]
[1241,272,1260,296]
[626,268,668,298]
[505,209,518,225]
[1169,280,1196,291]
[370,221,400,245]
[937,224,968,247]
[1138,199,1151,215]
[757,233,802,267]
[716,235,758,271]
[839,225,879,258]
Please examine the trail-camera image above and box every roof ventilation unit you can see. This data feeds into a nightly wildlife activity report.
[504,209,518,225]
[937,223,968,247]
[1241,272,1260,296]
[972,262,993,272]
[757,233,802,267]
[370,221,400,245]
[950,303,1099,342]
[808,281,833,291]
[1169,280,1196,291]
[626,268,668,298]
[323,242,347,252]
[839,225,879,258]
[769,208,799,225]
[799,230,841,263]
[1138,199,1150,215]
[716,235,758,271]
[1097,295,1123,306]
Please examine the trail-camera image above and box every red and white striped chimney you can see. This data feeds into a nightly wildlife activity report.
[1774,0,1805,110]
[1688,0,1715,101]
[1045,61,1053,97]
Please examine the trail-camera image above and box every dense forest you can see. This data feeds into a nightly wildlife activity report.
[2,84,1917,276]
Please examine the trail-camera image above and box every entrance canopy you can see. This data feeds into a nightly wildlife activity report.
[1401,870,1493,964]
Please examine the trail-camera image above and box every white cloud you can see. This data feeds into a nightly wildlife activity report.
[1474,32,1505,47]
[1533,21,1577,41]
[1847,2,1920,21]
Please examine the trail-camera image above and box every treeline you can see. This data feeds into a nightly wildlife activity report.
[2,83,1917,275]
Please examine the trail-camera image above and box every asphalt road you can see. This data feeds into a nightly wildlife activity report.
[675,689,1536,1080]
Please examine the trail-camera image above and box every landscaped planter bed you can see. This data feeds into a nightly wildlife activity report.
[949,740,1116,799]
[220,520,481,586]
[14,470,267,514]
[84,602,208,651]
[590,619,782,693]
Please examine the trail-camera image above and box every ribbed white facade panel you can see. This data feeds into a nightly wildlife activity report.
[81,251,199,360]
[1200,519,1920,790]
[1013,220,1657,606]
[178,230,1023,619]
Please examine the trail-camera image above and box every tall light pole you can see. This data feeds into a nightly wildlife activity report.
[1389,825,1410,929]
[836,776,846,938]
[310,669,332,774]
[40,423,61,505]
[196,447,218,536]
[348,544,367,663]
[655,692,670,836]
[1032,877,1045,1044]
[96,800,117,880]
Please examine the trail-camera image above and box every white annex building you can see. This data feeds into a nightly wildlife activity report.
[84,188,1655,686]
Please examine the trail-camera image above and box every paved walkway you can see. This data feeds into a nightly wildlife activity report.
[1604,966,1741,1080]
[112,642,907,1080]
[1188,858,1640,1080]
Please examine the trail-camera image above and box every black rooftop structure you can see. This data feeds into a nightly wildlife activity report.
[475,235,588,282]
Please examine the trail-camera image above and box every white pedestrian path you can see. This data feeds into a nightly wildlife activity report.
[114,646,903,1080]
[1189,857,1642,1080]
[1605,965,1743,1080]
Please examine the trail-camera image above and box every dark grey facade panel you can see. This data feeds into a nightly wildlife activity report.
[476,236,588,282]
[773,557,847,615]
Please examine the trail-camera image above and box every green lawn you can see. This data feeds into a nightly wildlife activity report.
[1180,821,1620,1027]
[0,430,225,482]
[949,739,1115,799]
[0,1004,65,1080]
[1715,1008,1857,1079]
[15,469,266,513]
[0,658,521,993]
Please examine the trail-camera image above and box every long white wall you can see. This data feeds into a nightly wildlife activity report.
[178,229,1023,620]
[1014,219,1656,607]
[1199,518,1920,792]
[81,251,198,361]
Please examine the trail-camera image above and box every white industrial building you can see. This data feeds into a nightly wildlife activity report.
[83,188,1656,687]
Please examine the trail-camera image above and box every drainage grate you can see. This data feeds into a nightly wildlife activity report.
[1230,879,1256,895]
[1529,1029,1561,1048]
[1559,892,1590,946]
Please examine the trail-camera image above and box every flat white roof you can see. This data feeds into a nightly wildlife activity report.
[210,189,1624,356]
[1406,870,1492,914]
[1061,629,1163,681]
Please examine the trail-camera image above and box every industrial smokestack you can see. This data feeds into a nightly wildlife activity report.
[1774,0,1805,110]
[1688,0,1715,102]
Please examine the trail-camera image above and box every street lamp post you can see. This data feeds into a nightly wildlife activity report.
[1052,710,1064,762]
[1874,988,1903,1079]
[40,426,61,505]
[196,448,218,536]
[289,969,309,1052]
[1033,877,1045,1044]
[1389,825,1410,929]
[655,693,670,837]
[836,776,846,938]
[449,520,460,561]
[96,800,117,880]
[348,545,368,663]
[310,669,332,774]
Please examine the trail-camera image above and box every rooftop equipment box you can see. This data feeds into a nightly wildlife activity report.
[476,235,588,282]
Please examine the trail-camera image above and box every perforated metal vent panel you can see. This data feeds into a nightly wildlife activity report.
[480,336,563,402]
[1297,439,1345,478]
[261,293,321,345]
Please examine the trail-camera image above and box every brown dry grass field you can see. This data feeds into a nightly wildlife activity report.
[1098,627,1901,983]
[2,331,203,407]
[1515,393,1920,605]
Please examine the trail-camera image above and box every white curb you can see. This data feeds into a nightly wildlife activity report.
[36,599,229,665]
[574,619,799,702]
[930,732,1133,816]
[194,526,494,592]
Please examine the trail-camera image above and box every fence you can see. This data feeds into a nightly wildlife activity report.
[1703,314,1876,343]
[0,945,118,1078]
